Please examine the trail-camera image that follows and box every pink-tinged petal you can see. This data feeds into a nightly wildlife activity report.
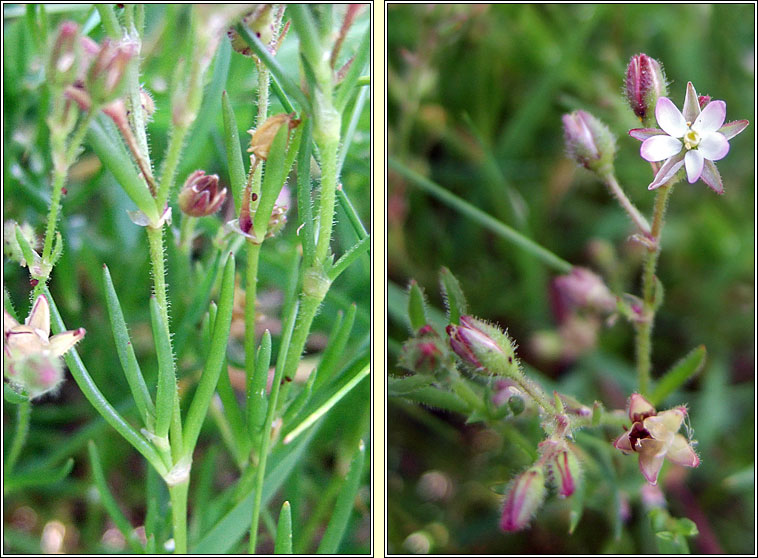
[684,150,704,183]
[655,97,687,137]
[641,135,682,162]
[629,128,667,141]
[692,100,726,134]
[682,82,701,123]
[667,434,700,467]
[645,408,685,440]
[628,393,656,422]
[700,160,724,194]
[4,309,20,334]
[26,295,51,338]
[613,430,634,453]
[648,153,685,190]
[718,119,749,140]
[698,132,730,161]
[637,440,667,484]
[5,327,46,356]
[48,327,86,357]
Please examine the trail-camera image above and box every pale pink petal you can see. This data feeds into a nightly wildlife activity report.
[641,135,682,162]
[700,160,724,194]
[684,150,704,183]
[682,82,701,123]
[698,132,730,161]
[628,393,656,422]
[48,327,86,357]
[648,153,685,190]
[692,100,726,134]
[26,295,50,338]
[613,430,634,453]
[655,97,687,137]
[4,309,20,334]
[5,327,47,356]
[629,128,667,141]
[667,434,700,468]
[637,440,667,484]
[718,119,749,140]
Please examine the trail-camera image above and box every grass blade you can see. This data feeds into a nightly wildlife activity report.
[316,439,366,553]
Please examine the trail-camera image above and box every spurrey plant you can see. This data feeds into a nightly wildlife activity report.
[4,5,369,554]
[391,51,747,552]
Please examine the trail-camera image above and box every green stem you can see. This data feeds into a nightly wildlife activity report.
[146,226,170,327]
[245,241,261,402]
[602,173,651,236]
[315,137,340,263]
[635,183,674,396]
[168,479,189,554]
[6,400,31,476]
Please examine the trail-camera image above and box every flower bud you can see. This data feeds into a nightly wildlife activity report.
[5,352,65,400]
[247,113,300,161]
[227,5,276,58]
[551,267,615,321]
[3,221,38,267]
[549,446,581,498]
[178,170,227,217]
[625,53,667,124]
[86,39,138,106]
[562,110,615,175]
[400,326,446,375]
[698,95,711,109]
[500,465,546,532]
[47,21,80,89]
[446,315,518,375]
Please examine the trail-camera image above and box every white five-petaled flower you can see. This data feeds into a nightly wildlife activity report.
[629,81,748,193]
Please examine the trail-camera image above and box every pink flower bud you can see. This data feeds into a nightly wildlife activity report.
[625,53,667,124]
[178,170,227,217]
[86,39,138,105]
[549,446,581,498]
[400,325,446,374]
[47,21,80,88]
[5,352,64,400]
[500,466,546,532]
[446,315,517,374]
[698,95,711,109]
[562,110,616,175]
[551,267,615,321]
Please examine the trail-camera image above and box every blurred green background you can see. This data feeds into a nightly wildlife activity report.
[3,4,370,554]
[388,4,753,554]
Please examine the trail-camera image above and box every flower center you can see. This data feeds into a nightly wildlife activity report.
[683,122,700,150]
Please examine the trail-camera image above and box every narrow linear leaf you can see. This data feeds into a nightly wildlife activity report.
[173,250,222,358]
[334,26,369,113]
[182,253,236,456]
[87,441,144,554]
[4,458,74,491]
[407,280,428,332]
[150,296,176,440]
[439,267,468,324]
[296,118,316,267]
[327,235,370,281]
[248,330,273,439]
[282,364,318,426]
[387,375,435,397]
[337,187,368,241]
[103,264,155,428]
[86,116,159,223]
[44,288,167,476]
[650,345,706,406]
[316,439,366,554]
[283,361,369,445]
[394,386,469,415]
[314,303,356,391]
[253,124,290,237]
[274,501,293,554]
[222,90,247,214]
